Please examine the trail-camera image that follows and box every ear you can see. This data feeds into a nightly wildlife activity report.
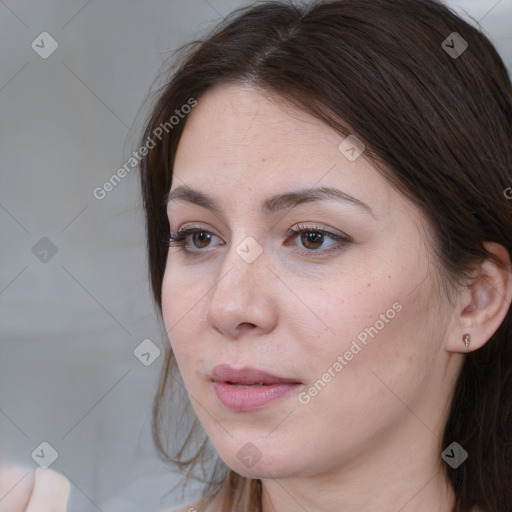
[446,242,512,353]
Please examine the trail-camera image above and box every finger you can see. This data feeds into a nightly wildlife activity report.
[0,465,35,512]
[25,468,70,512]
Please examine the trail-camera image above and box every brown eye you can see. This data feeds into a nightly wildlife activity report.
[168,227,222,253]
[191,231,212,249]
[301,231,324,250]
[286,224,351,257]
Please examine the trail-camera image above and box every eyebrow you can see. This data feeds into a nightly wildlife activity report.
[166,185,374,217]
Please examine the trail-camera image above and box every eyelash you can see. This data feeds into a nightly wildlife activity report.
[167,223,351,258]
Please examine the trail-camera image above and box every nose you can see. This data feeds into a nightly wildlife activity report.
[206,238,278,340]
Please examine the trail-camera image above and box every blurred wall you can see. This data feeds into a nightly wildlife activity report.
[1,1,510,511]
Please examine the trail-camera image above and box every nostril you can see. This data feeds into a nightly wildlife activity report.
[237,322,258,334]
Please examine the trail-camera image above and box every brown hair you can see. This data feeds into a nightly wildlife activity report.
[138,1,512,510]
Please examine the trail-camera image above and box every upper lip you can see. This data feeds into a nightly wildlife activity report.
[211,364,301,385]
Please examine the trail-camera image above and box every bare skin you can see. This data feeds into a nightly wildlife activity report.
[163,83,512,512]
[0,466,70,512]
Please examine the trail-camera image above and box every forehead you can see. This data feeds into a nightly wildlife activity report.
[176,83,345,166]
[171,83,400,223]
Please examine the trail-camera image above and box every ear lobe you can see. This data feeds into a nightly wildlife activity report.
[447,242,512,353]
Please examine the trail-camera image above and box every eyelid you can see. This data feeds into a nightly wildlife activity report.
[285,224,351,256]
[168,222,351,257]
[287,222,350,241]
[168,225,224,255]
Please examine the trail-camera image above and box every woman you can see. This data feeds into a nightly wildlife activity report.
[139,0,512,511]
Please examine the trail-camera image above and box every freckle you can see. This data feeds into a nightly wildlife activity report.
[367,283,371,287]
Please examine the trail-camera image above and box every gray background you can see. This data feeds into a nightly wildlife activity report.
[1,1,511,511]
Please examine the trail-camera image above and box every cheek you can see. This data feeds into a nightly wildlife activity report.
[291,275,396,356]
[292,258,435,391]
[161,265,206,367]
[161,259,205,329]
[286,308,428,460]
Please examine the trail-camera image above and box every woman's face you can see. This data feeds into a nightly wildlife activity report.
[162,83,463,481]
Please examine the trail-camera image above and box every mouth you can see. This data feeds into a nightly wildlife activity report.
[210,364,302,411]
[211,364,301,385]
[225,382,270,388]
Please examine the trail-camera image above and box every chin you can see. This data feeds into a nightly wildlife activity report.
[228,461,299,480]
[215,443,308,480]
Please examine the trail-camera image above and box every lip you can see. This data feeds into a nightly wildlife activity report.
[211,364,302,411]
[211,364,300,385]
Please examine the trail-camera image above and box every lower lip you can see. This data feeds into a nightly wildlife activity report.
[212,381,301,411]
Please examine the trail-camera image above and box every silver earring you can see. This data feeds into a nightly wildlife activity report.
[462,333,471,348]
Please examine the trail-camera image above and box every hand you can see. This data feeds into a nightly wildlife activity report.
[25,468,70,512]
[0,464,34,512]
[0,466,70,512]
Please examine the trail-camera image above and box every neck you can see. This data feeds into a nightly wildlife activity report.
[260,416,456,512]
